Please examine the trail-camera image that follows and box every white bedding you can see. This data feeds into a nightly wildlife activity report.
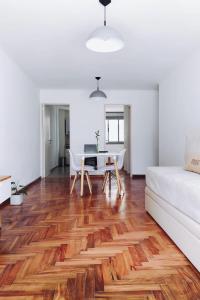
[146,167,200,224]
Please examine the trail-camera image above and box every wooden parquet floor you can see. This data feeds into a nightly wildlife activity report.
[0,175,199,300]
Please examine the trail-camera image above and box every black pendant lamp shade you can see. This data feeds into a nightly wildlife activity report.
[89,77,107,99]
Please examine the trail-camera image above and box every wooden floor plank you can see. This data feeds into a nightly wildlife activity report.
[0,174,199,299]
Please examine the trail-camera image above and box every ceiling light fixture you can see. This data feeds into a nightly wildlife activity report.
[89,77,107,99]
[86,0,124,53]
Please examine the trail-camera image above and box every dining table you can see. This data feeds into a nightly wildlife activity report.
[75,152,123,197]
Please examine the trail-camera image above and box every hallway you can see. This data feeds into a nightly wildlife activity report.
[48,166,70,178]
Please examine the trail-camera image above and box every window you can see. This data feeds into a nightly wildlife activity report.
[105,112,124,144]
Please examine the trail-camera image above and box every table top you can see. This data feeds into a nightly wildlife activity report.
[75,152,119,158]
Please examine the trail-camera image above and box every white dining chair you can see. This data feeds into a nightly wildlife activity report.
[99,149,126,193]
[69,150,95,194]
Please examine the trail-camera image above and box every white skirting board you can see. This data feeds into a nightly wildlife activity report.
[145,187,200,272]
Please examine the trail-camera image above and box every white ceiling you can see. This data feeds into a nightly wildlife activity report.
[0,0,200,89]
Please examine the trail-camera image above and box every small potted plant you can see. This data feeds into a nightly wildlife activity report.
[10,181,27,205]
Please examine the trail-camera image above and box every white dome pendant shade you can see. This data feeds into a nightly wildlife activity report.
[89,77,107,99]
[86,0,124,53]
[86,26,124,53]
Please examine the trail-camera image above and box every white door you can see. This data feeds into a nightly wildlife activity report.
[44,105,52,177]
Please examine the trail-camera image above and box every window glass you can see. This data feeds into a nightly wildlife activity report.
[109,120,118,142]
[105,112,124,143]
[119,120,124,142]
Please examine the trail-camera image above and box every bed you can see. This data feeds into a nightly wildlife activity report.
[145,167,200,271]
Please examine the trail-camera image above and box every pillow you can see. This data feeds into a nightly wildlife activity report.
[185,155,200,174]
[185,133,200,174]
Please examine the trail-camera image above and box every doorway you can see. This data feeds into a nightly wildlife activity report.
[41,104,70,177]
[104,104,131,174]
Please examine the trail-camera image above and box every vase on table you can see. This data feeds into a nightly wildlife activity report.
[95,130,100,152]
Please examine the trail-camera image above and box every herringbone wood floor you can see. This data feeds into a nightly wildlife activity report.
[0,174,199,300]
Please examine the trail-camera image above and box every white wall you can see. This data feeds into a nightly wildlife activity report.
[40,89,159,175]
[105,144,124,153]
[159,51,200,166]
[124,105,131,174]
[0,47,40,185]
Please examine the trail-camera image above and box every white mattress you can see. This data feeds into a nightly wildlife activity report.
[146,167,200,224]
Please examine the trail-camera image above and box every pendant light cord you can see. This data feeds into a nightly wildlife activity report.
[104,6,107,26]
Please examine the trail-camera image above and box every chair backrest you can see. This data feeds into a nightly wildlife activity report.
[84,144,97,153]
[68,150,79,171]
[117,149,126,170]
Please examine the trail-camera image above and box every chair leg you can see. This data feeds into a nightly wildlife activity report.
[118,174,124,195]
[80,158,85,197]
[85,172,92,194]
[114,159,121,196]
[70,172,77,194]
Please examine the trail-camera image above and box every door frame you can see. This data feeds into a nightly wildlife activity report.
[40,103,70,178]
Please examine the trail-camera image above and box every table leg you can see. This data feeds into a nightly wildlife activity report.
[80,158,84,197]
[108,171,112,190]
[88,173,93,194]
[102,171,108,191]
